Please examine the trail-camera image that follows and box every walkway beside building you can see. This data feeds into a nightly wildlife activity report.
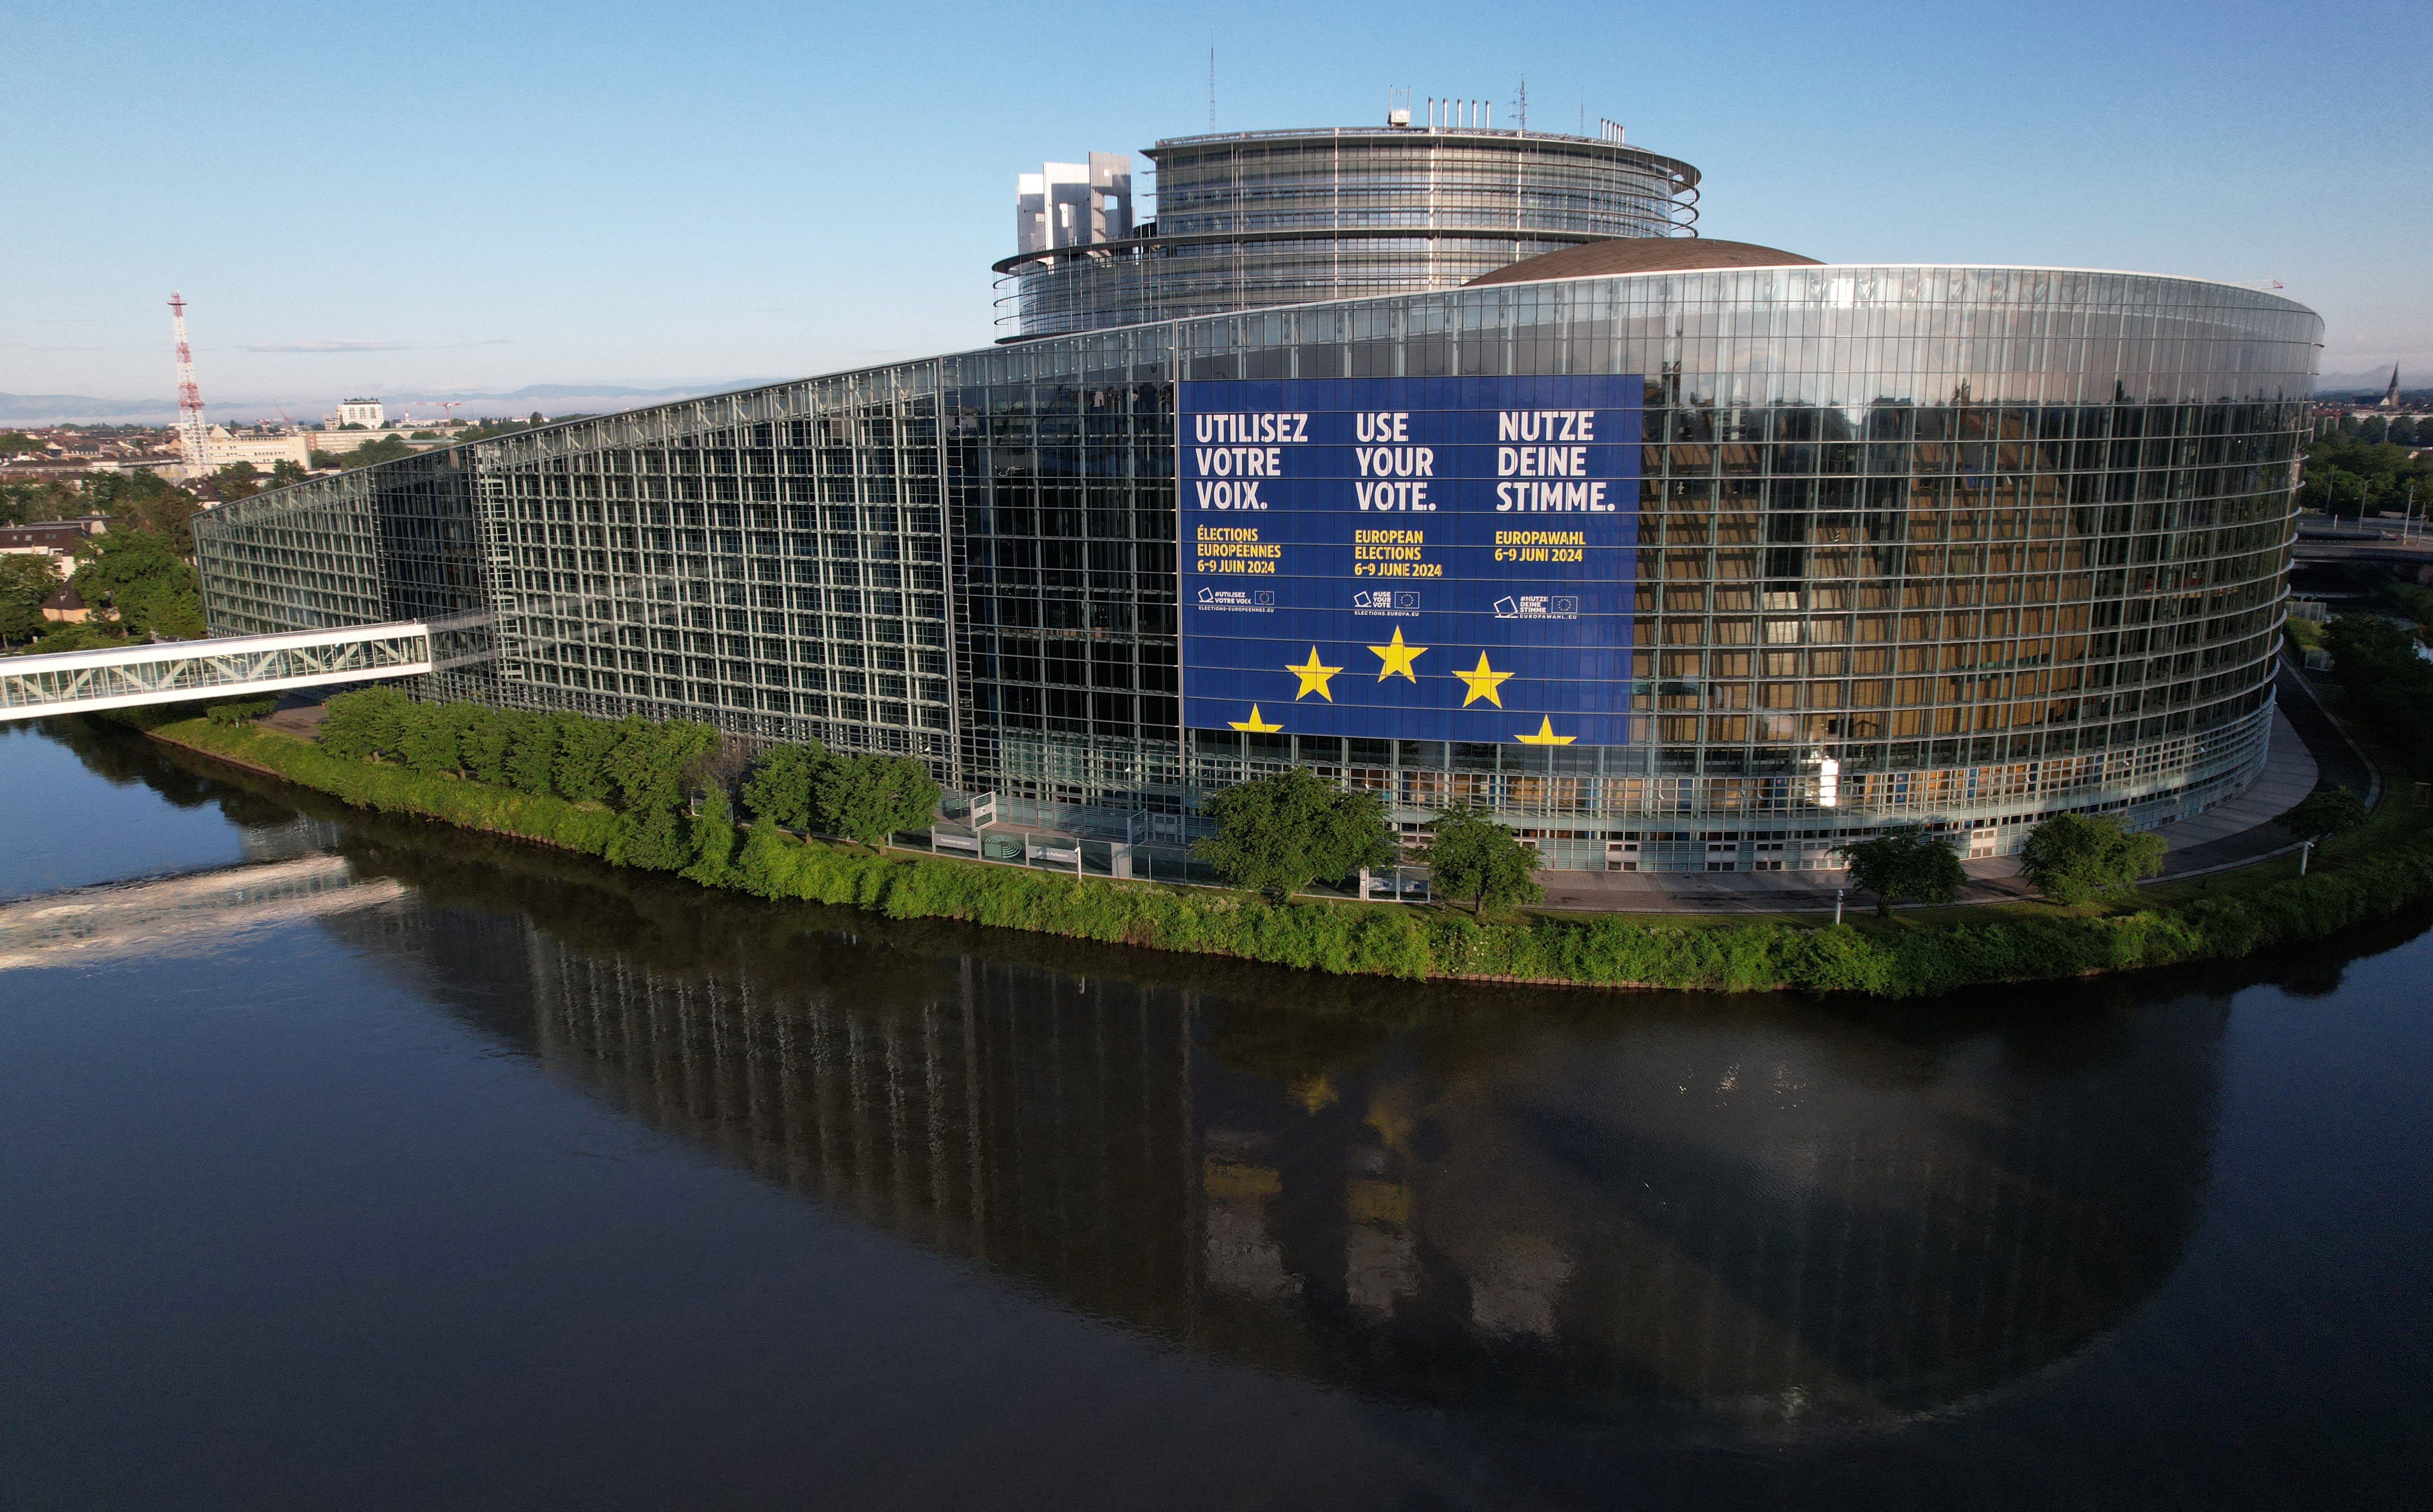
[1533,682,2332,916]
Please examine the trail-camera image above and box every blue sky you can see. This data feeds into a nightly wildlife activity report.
[4,0,2425,414]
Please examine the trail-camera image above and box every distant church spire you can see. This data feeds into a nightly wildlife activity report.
[2386,363,2402,409]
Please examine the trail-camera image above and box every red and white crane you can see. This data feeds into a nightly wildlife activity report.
[168,291,209,477]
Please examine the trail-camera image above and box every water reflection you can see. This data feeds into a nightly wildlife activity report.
[32,722,2231,1438]
[286,821,2224,1438]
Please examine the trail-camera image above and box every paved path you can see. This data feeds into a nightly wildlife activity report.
[1534,669,2349,915]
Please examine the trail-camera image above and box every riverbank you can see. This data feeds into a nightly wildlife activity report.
[138,714,2433,998]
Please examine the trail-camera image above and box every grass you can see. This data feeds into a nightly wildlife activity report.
[144,712,2433,1000]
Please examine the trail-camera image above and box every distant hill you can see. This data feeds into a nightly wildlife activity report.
[0,393,177,423]
[0,380,783,427]
[2314,368,2412,397]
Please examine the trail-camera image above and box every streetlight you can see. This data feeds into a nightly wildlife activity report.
[2300,838,2314,877]
[1834,887,1845,926]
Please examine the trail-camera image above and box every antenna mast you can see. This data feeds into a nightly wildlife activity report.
[168,291,207,479]
[1208,46,1216,129]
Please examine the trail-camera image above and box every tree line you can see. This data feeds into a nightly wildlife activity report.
[2301,424,2433,519]
[307,680,2376,919]
[316,689,941,876]
[0,471,210,652]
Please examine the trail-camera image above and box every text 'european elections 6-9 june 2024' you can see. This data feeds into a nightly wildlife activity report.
[1178,376,1642,747]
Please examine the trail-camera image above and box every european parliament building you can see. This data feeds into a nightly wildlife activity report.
[194,118,2319,872]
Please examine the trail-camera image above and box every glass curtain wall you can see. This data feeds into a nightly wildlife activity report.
[1000,129,1701,340]
[194,265,2317,870]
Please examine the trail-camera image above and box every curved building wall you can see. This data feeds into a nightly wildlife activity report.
[196,265,2317,872]
[999,128,1699,340]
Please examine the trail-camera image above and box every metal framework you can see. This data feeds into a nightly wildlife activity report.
[0,622,432,722]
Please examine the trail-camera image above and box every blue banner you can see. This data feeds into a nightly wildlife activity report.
[1179,376,1642,747]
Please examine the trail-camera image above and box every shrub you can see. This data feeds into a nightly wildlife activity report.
[205,697,276,726]
[2019,813,2166,905]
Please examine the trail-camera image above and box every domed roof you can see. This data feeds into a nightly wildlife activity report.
[1465,237,1821,287]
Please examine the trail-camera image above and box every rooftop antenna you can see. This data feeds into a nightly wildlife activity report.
[1516,76,1527,134]
[1208,45,1216,130]
[167,291,207,478]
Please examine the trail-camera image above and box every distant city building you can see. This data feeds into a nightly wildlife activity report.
[0,517,112,577]
[333,398,387,429]
[40,581,90,623]
[204,425,311,475]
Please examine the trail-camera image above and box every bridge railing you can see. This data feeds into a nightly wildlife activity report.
[0,621,433,722]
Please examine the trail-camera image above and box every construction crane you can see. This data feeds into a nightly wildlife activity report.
[168,291,208,478]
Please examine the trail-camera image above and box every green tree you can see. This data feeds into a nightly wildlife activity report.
[2276,786,2369,844]
[460,708,514,784]
[1195,767,1397,901]
[9,620,122,654]
[604,715,720,810]
[69,531,204,639]
[0,431,42,457]
[0,554,60,645]
[269,458,310,488]
[313,436,417,472]
[607,802,692,871]
[502,711,558,795]
[207,461,264,501]
[550,712,621,803]
[78,472,203,553]
[683,788,740,884]
[394,701,469,775]
[2323,613,2433,754]
[2018,812,2166,905]
[1837,826,1967,916]
[318,686,412,759]
[2,479,80,526]
[814,753,942,850]
[1416,805,1544,918]
[740,741,837,831]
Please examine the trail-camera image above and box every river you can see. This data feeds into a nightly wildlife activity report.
[1,718,2425,1510]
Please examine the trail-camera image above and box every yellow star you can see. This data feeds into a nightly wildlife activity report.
[1367,626,1427,682]
[1229,705,1283,732]
[1515,717,1576,745]
[1284,646,1342,702]
[1453,650,1512,708]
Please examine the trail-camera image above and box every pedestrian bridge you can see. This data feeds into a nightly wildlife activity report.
[0,622,432,722]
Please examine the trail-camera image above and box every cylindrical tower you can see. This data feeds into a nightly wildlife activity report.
[995,125,1699,341]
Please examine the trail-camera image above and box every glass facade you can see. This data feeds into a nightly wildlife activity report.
[196,264,2318,870]
[999,128,1700,340]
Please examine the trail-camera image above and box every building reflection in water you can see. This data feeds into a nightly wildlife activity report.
[311,844,2225,1438]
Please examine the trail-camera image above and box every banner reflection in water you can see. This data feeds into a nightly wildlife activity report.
[325,886,2220,1432]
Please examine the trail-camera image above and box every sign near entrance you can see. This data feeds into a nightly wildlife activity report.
[1178,375,1642,745]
